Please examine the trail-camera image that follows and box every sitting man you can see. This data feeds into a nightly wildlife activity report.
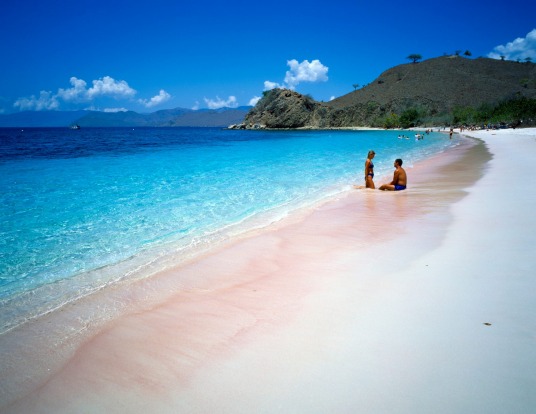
[379,158,407,191]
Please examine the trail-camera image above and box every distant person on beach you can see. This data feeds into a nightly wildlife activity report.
[449,128,453,139]
[379,158,407,191]
[365,150,375,189]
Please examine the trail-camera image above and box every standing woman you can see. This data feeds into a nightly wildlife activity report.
[365,150,375,189]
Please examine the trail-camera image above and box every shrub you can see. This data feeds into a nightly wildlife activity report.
[383,113,400,129]
[451,97,536,125]
[400,108,420,128]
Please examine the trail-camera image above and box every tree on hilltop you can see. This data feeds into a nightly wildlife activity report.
[352,83,359,91]
[407,54,422,63]
[464,50,472,57]
[525,57,533,64]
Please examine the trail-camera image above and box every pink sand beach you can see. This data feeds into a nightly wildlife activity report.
[1,128,535,413]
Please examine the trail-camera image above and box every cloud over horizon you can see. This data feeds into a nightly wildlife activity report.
[264,59,329,91]
[140,89,171,108]
[57,76,136,102]
[204,96,238,109]
[488,28,536,61]
[13,76,170,111]
[103,107,128,113]
[14,91,60,111]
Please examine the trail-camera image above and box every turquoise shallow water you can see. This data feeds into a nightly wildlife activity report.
[0,127,454,332]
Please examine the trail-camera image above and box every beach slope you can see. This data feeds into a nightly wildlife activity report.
[1,129,535,413]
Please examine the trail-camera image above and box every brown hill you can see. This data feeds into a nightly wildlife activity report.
[329,56,536,112]
[243,56,536,128]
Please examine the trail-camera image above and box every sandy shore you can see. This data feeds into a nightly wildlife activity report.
[1,129,535,413]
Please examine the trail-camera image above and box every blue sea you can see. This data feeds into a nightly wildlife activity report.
[0,127,455,333]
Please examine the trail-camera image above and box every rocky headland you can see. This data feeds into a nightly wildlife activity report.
[241,56,536,129]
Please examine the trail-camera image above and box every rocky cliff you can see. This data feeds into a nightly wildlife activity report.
[243,56,536,128]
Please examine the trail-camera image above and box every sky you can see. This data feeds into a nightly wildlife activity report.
[1,0,535,114]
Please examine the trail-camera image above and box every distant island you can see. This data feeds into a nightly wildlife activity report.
[242,56,536,129]
[0,106,251,128]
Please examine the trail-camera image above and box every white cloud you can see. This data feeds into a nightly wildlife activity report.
[284,59,329,88]
[248,96,261,106]
[13,76,173,112]
[14,91,59,111]
[57,77,88,101]
[56,76,137,102]
[103,107,128,113]
[192,101,200,110]
[488,28,536,60]
[140,89,171,108]
[264,59,329,91]
[264,80,283,91]
[87,76,136,99]
[330,96,336,101]
[204,95,238,109]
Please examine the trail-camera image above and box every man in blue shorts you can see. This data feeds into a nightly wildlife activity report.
[379,158,407,191]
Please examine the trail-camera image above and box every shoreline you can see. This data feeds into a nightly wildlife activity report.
[2,130,535,412]
[0,128,452,337]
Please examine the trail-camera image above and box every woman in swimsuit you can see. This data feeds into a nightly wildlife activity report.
[365,150,375,189]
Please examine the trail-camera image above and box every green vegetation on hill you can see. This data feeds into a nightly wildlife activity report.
[452,97,536,126]
[371,97,536,129]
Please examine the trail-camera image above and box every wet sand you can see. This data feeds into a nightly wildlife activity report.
[1,130,535,413]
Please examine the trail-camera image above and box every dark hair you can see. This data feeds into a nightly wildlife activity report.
[395,158,403,166]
